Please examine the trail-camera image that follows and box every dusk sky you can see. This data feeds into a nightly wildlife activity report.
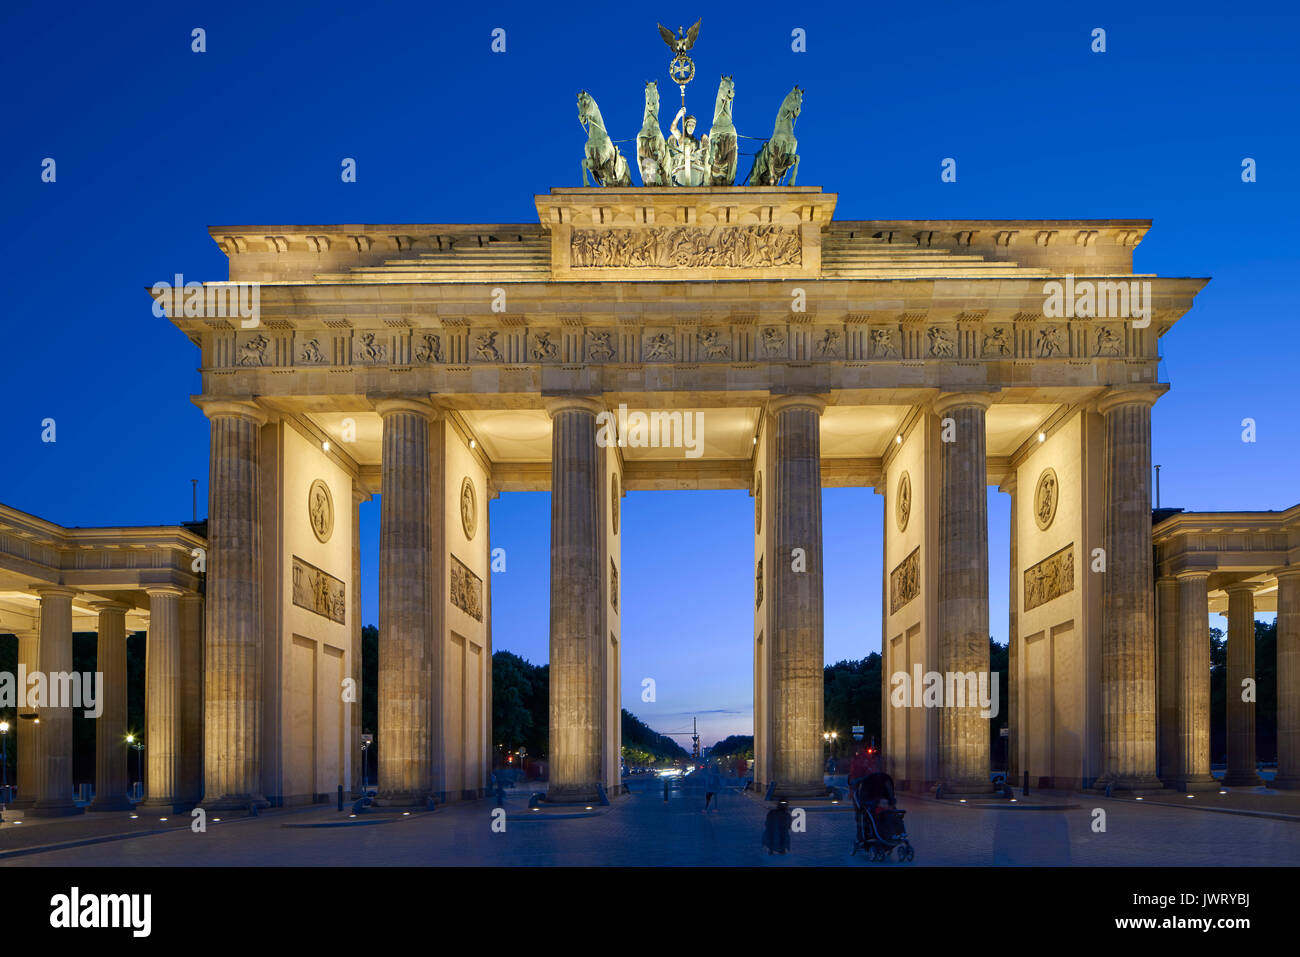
[2,2,1297,748]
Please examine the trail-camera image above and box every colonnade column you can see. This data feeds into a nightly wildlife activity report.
[1155,577,1179,784]
[767,395,826,799]
[1096,390,1162,790]
[934,392,992,793]
[375,398,439,806]
[141,585,185,810]
[89,601,132,810]
[31,585,79,816]
[11,629,38,809]
[546,396,604,801]
[351,484,368,796]
[1174,571,1215,789]
[1004,476,1019,784]
[1273,569,1300,789]
[1222,582,1263,786]
[201,399,268,809]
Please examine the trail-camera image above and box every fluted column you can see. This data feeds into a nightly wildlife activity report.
[767,395,826,798]
[376,398,437,805]
[31,586,80,816]
[1156,578,1179,784]
[934,392,993,793]
[1273,569,1300,789]
[546,396,604,801]
[1004,476,1019,782]
[11,629,38,808]
[201,400,267,809]
[1222,582,1263,786]
[1096,390,1162,790]
[179,593,204,806]
[1175,571,1215,789]
[89,602,132,810]
[140,586,185,810]
[351,484,368,796]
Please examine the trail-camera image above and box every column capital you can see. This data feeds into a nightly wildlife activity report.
[999,473,1018,495]
[1271,566,1300,583]
[1223,579,1260,597]
[544,395,605,418]
[352,483,374,506]
[933,391,995,415]
[90,600,132,615]
[1096,386,1166,416]
[767,394,827,416]
[193,397,268,426]
[1174,568,1212,582]
[371,395,439,419]
[32,584,77,601]
[145,585,188,600]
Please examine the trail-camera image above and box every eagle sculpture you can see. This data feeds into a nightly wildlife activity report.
[658,19,701,56]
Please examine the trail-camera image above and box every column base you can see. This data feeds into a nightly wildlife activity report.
[1220,771,1264,787]
[28,801,85,818]
[1091,774,1166,795]
[372,790,438,810]
[88,794,136,812]
[136,798,197,814]
[201,793,271,812]
[770,780,827,801]
[1270,775,1300,790]
[1163,774,1220,792]
[544,785,601,804]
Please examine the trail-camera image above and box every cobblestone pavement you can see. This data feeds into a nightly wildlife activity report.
[4,778,1298,867]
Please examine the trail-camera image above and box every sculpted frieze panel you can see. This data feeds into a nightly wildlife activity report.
[569,224,802,270]
[1024,543,1074,612]
[450,554,484,621]
[890,547,920,614]
[292,556,346,624]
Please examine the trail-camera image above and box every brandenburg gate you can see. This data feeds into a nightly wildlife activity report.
[155,181,1215,804]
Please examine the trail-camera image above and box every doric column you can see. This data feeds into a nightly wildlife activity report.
[201,399,268,809]
[140,586,185,810]
[375,397,438,806]
[351,484,368,796]
[546,396,605,801]
[767,395,826,798]
[1003,476,1019,783]
[1175,571,1215,789]
[1273,569,1300,789]
[179,593,204,806]
[1222,582,1263,786]
[31,585,80,816]
[1096,390,1162,790]
[11,628,39,809]
[89,601,132,811]
[934,392,993,793]
[1155,578,1179,784]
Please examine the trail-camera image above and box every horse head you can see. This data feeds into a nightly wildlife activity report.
[644,80,659,118]
[714,74,735,120]
[782,85,803,123]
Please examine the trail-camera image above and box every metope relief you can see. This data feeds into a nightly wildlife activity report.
[292,556,346,625]
[889,547,920,614]
[450,554,484,622]
[1024,543,1074,612]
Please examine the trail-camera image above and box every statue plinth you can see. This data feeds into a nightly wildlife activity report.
[536,186,837,281]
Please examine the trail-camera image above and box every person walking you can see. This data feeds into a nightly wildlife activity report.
[703,763,723,812]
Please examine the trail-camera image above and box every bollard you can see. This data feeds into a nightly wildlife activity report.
[337,784,343,812]
[663,779,669,802]
[1023,769,1030,796]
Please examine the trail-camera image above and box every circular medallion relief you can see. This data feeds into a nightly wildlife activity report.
[611,473,620,535]
[755,473,763,535]
[1034,468,1059,531]
[896,472,912,533]
[308,479,334,543]
[460,476,478,541]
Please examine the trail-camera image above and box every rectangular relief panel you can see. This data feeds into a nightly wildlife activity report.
[890,546,920,614]
[1024,543,1074,612]
[292,556,346,625]
[450,553,484,622]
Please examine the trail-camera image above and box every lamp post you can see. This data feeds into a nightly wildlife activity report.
[823,730,838,768]
[0,720,9,822]
[125,733,144,803]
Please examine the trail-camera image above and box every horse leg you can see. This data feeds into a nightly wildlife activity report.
[789,154,800,187]
[582,158,591,187]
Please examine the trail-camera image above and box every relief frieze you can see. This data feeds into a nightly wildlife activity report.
[569,225,802,270]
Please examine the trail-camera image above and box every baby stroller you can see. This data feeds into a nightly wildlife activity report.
[851,773,914,862]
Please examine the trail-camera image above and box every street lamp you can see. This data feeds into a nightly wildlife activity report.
[0,720,9,822]
[125,733,144,803]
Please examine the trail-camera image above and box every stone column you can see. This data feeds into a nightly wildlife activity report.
[1155,578,1179,784]
[546,396,604,802]
[89,601,132,811]
[1004,476,1019,783]
[1222,582,1263,786]
[179,593,204,806]
[140,586,185,810]
[201,400,268,809]
[375,398,437,806]
[934,392,993,793]
[1096,390,1162,790]
[1175,571,1215,789]
[31,586,80,816]
[1273,569,1300,789]
[351,484,368,796]
[767,396,826,798]
[11,628,38,809]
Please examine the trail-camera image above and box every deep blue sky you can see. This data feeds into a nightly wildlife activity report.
[2,2,1296,746]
